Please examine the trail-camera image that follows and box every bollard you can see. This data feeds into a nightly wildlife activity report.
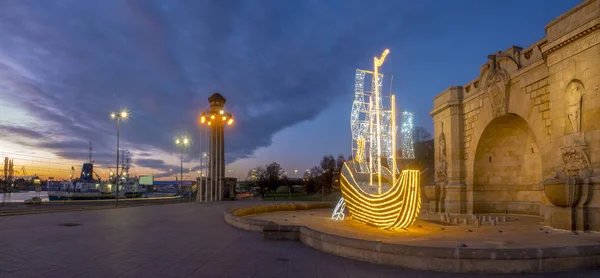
[492,219,497,226]
[502,216,507,222]
[441,214,446,222]
[463,219,468,225]
[496,216,500,223]
[453,217,459,224]
[476,217,481,227]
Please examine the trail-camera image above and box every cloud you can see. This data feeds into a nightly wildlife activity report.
[0,0,439,177]
[135,158,171,170]
[0,125,44,139]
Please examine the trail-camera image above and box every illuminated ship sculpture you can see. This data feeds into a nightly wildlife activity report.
[335,49,421,230]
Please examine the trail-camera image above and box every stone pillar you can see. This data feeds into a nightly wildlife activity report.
[430,86,466,214]
[207,93,227,201]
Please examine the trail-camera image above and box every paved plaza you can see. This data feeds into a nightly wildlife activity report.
[0,202,598,278]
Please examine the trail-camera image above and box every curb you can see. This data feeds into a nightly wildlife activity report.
[223,203,600,273]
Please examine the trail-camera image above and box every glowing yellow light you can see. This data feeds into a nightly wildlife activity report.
[120,111,128,118]
[372,49,390,193]
[227,118,233,125]
[219,110,224,115]
[183,138,189,144]
[211,115,215,119]
[175,139,180,144]
[340,167,421,229]
[201,116,206,123]
[208,122,211,126]
[222,116,226,121]
[338,49,421,230]
[391,94,396,185]
[355,137,365,162]
[110,113,116,119]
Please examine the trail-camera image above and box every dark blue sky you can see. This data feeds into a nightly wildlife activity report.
[0,0,582,179]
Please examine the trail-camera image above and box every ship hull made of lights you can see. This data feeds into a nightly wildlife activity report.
[340,163,421,229]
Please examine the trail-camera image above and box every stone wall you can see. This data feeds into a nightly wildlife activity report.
[429,0,600,231]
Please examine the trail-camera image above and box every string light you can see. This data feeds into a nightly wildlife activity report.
[340,49,421,230]
[401,111,415,159]
[331,197,346,220]
[340,167,421,229]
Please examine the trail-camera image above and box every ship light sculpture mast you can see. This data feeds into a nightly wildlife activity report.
[335,49,421,230]
[372,49,389,193]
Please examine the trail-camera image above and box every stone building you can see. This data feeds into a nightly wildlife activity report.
[428,0,600,231]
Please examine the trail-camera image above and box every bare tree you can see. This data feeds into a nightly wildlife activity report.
[253,166,267,197]
[320,155,336,193]
[3,157,7,193]
[336,154,345,172]
[413,127,432,143]
[265,162,283,192]
[302,166,322,194]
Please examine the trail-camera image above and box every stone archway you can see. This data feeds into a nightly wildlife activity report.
[473,114,542,215]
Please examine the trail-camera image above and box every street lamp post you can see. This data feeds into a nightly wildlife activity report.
[111,110,128,206]
[175,136,190,202]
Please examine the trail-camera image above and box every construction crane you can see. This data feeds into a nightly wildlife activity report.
[14,166,28,179]
[93,171,102,181]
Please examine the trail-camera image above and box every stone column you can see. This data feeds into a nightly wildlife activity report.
[208,93,226,201]
[430,86,466,214]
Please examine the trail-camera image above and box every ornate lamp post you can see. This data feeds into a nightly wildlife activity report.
[110,110,128,206]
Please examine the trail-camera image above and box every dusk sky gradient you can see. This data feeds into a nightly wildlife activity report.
[0,0,582,180]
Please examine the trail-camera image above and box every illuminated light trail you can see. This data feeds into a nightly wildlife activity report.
[338,49,420,230]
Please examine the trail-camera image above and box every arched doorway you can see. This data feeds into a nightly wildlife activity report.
[473,114,542,215]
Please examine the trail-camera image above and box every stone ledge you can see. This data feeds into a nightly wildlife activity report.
[299,225,600,273]
[223,202,331,237]
[224,203,600,273]
[264,223,301,241]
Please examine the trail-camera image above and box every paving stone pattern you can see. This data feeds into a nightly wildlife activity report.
[0,201,598,277]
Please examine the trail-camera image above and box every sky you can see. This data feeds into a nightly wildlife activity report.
[0,0,583,181]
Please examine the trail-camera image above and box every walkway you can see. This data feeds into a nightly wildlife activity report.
[0,201,598,277]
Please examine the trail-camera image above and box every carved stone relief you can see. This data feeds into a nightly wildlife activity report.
[436,123,448,183]
[561,147,591,178]
[566,80,584,133]
[484,54,509,118]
